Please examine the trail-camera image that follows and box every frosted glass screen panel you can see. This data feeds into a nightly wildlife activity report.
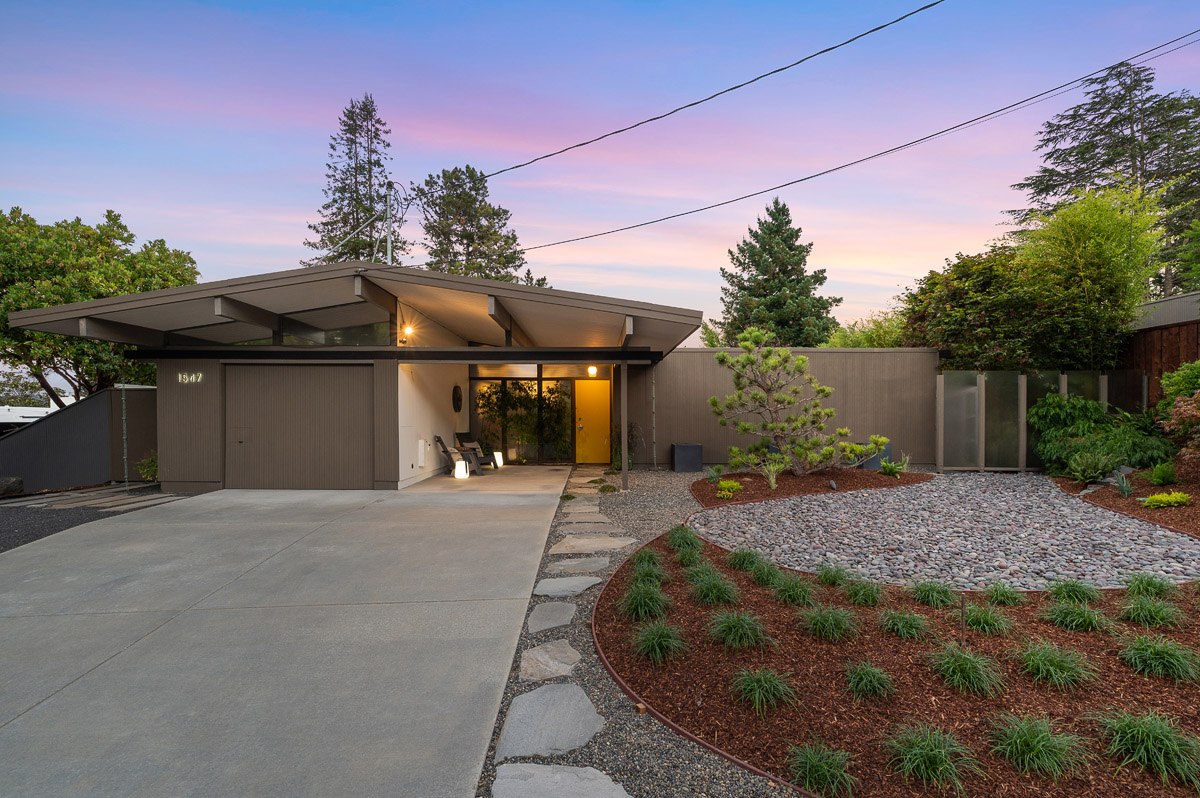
[943,371,979,468]
[1067,371,1100,401]
[984,371,1020,469]
[1025,371,1060,468]
[1107,369,1143,412]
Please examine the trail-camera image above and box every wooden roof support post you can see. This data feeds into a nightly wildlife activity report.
[621,360,629,491]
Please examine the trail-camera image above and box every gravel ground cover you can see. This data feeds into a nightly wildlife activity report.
[0,486,163,554]
[476,468,786,797]
[691,472,1200,589]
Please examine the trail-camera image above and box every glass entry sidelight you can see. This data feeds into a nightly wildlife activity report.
[468,372,575,464]
[575,379,611,464]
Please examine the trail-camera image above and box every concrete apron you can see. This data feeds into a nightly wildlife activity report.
[0,466,569,798]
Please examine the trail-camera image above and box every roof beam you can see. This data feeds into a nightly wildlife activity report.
[488,295,534,347]
[354,275,397,314]
[618,315,634,347]
[78,317,210,347]
[213,295,325,344]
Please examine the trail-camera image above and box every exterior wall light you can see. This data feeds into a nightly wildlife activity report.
[403,325,414,336]
[453,460,469,479]
[587,365,598,377]
[493,451,504,468]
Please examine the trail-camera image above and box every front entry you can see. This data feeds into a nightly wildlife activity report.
[575,379,610,464]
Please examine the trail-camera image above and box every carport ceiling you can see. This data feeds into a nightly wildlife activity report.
[9,262,703,354]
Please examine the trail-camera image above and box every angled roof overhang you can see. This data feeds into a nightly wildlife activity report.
[7,261,703,358]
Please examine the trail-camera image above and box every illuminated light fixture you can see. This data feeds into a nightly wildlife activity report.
[403,325,414,336]
[587,365,598,378]
[453,460,470,479]
[493,451,504,468]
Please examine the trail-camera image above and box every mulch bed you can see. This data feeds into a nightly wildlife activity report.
[690,468,934,508]
[1056,459,1200,540]
[594,537,1200,797]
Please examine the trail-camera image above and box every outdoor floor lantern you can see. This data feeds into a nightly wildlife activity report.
[492,451,504,468]
[453,460,470,479]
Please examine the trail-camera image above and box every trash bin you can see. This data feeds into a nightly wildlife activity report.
[671,443,703,473]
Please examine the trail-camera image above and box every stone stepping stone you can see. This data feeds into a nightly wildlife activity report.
[495,684,605,761]
[546,556,609,574]
[519,639,582,681]
[527,602,576,633]
[534,576,601,597]
[549,534,636,555]
[493,764,631,798]
[558,522,622,534]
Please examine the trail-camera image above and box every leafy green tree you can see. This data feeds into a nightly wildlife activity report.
[0,369,62,406]
[706,326,886,481]
[1012,62,1200,294]
[820,309,905,348]
[412,165,548,286]
[303,93,410,266]
[0,208,198,408]
[1177,219,1200,287]
[707,198,841,347]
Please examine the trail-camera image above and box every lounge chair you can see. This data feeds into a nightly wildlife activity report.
[455,433,496,468]
[434,435,482,475]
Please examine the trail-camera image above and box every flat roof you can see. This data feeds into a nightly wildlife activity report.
[9,261,703,357]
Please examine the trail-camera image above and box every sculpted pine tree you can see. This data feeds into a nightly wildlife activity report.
[706,198,841,347]
[303,93,410,266]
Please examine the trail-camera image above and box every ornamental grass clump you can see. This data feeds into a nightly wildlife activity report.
[930,643,1005,697]
[880,609,931,641]
[989,714,1088,780]
[750,560,783,587]
[631,548,663,569]
[846,660,895,701]
[844,579,885,607]
[788,741,857,798]
[910,579,956,608]
[619,580,671,621]
[730,668,796,717]
[984,581,1026,607]
[1121,596,1183,628]
[773,574,816,607]
[801,604,858,642]
[666,525,702,553]
[1048,578,1102,604]
[598,483,618,494]
[1043,601,1109,632]
[632,619,686,665]
[684,562,721,585]
[631,559,669,587]
[1124,573,1177,599]
[817,563,852,587]
[1095,709,1200,790]
[1019,640,1099,689]
[1119,635,1200,682]
[962,602,1013,636]
[884,722,982,795]
[709,610,772,650]
[691,574,740,606]
[675,547,703,568]
[727,547,767,571]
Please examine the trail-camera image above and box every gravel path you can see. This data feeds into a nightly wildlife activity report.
[691,472,1200,589]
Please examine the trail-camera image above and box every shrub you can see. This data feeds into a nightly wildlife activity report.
[136,449,158,482]
[1093,424,1177,470]
[990,714,1088,779]
[844,580,884,607]
[1019,640,1099,689]
[1121,596,1183,628]
[879,453,910,478]
[1115,472,1135,498]
[773,574,815,607]
[802,604,858,642]
[727,547,767,571]
[675,547,702,568]
[691,574,740,606]
[632,619,686,665]
[1095,709,1200,790]
[1163,392,1200,460]
[715,489,735,500]
[709,610,772,650]
[817,563,852,587]
[881,609,931,640]
[730,668,796,717]
[788,741,857,798]
[1141,491,1190,508]
[1043,601,1109,632]
[984,581,1026,607]
[1067,450,1117,484]
[846,659,895,700]
[1048,578,1102,604]
[1027,393,1112,473]
[1124,573,1177,598]
[962,603,1013,635]
[884,722,982,794]
[750,561,783,587]
[603,468,619,476]
[1119,635,1199,682]
[910,579,956,608]
[598,483,618,494]
[703,464,724,483]
[930,643,1005,696]
[716,479,744,495]
[1159,361,1200,413]
[619,581,671,620]
[1150,461,1177,486]
[666,525,702,553]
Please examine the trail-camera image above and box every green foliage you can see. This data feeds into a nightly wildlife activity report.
[750,561,783,588]
[930,644,1006,697]
[631,559,669,587]
[691,574,740,606]
[801,604,858,642]
[135,450,158,482]
[1043,601,1109,632]
[716,479,744,495]
[1119,635,1199,681]
[619,581,671,620]
[726,547,764,571]
[845,659,895,700]
[1049,579,1103,604]
[587,478,607,484]
[1124,573,1177,598]
[884,722,982,794]
[1115,473,1135,498]
[880,609,931,640]
[666,525,702,553]
[962,603,1013,636]
[1095,709,1200,790]
[878,454,909,478]
[773,574,816,607]
[1142,491,1191,508]
[984,582,1026,607]
[1121,596,1183,628]
[787,741,857,797]
[989,714,1088,779]
[1159,361,1200,414]
[0,369,62,406]
[631,549,663,569]
[821,308,906,348]
[632,619,686,666]
[1019,640,1099,689]
[1066,450,1117,484]
[706,198,841,347]
[598,483,618,494]
[703,465,724,483]
[1026,394,1176,474]
[676,547,702,568]
[844,580,884,607]
[817,563,852,587]
[560,494,576,501]
[1164,393,1200,460]
[707,326,887,477]
[1150,461,1177,486]
[684,562,721,584]
[0,208,198,404]
[708,610,772,650]
[910,579,956,608]
[475,379,571,459]
[730,668,796,717]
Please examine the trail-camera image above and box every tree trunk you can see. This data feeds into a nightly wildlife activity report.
[31,371,66,409]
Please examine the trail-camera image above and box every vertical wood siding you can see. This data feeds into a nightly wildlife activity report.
[1122,320,1200,404]
[156,358,224,490]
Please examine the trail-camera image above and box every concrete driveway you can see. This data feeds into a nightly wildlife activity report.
[0,466,569,798]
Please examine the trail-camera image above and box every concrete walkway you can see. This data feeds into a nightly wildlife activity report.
[0,466,569,798]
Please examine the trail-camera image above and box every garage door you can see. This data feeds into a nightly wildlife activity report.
[225,365,374,489]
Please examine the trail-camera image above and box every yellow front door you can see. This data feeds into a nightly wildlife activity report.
[575,380,610,464]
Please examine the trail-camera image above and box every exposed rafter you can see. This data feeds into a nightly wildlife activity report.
[213,296,326,344]
[618,315,634,347]
[487,295,534,347]
[78,317,208,347]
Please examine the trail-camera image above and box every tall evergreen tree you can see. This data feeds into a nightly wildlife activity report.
[412,164,547,286]
[705,198,841,347]
[1011,62,1200,294]
[303,93,410,266]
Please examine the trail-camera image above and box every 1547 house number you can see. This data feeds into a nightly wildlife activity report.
[177,372,204,384]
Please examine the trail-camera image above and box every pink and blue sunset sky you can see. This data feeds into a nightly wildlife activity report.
[2,1,1198,332]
